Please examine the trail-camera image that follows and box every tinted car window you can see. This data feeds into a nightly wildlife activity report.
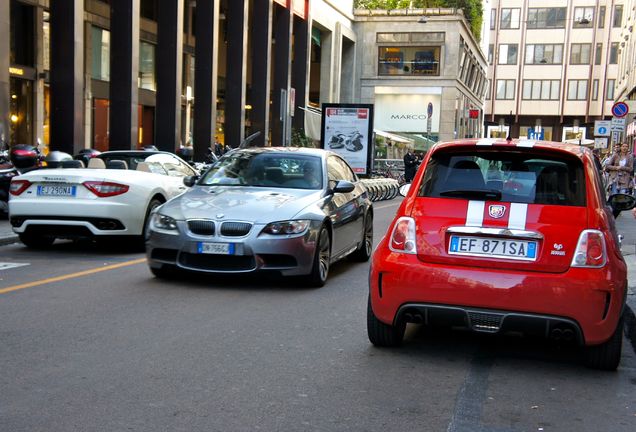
[419,150,586,206]
[199,152,323,189]
[327,156,357,183]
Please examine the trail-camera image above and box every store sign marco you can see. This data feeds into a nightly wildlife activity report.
[374,94,441,133]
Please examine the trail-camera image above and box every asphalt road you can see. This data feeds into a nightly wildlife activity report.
[1,199,635,432]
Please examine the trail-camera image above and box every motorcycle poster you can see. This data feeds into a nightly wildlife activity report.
[320,103,374,175]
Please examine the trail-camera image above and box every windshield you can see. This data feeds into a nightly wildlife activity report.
[199,152,323,189]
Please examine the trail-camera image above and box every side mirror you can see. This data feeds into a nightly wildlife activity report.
[332,180,355,194]
[399,183,411,196]
[607,193,636,217]
[183,175,199,187]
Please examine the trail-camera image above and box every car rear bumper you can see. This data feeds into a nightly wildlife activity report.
[9,200,142,236]
[146,220,320,276]
[369,253,627,346]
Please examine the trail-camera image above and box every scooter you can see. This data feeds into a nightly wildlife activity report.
[0,150,18,218]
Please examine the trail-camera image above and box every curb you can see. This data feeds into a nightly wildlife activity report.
[0,234,18,247]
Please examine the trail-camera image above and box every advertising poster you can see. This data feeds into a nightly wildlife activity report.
[320,103,374,175]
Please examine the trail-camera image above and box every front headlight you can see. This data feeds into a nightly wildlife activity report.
[152,213,178,231]
[262,220,310,235]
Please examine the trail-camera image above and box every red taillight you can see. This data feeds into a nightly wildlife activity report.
[571,230,606,268]
[83,181,129,197]
[9,179,31,196]
[389,217,417,254]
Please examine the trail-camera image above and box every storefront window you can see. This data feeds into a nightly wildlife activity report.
[43,11,50,71]
[9,78,34,145]
[93,98,110,152]
[10,0,35,67]
[378,46,440,76]
[139,41,156,91]
[91,26,110,81]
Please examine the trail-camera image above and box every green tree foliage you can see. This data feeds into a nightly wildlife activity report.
[354,0,483,41]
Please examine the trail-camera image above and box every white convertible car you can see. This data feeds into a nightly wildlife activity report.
[9,150,196,248]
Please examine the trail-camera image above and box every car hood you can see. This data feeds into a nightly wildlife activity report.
[160,185,323,222]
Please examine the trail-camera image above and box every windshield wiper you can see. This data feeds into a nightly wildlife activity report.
[439,189,502,201]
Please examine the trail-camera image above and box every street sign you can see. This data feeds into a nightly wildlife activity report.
[527,127,544,140]
[611,117,626,132]
[612,131,620,142]
[594,137,608,149]
[611,101,629,118]
[594,120,611,136]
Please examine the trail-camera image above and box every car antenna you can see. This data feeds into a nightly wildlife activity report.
[239,131,262,149]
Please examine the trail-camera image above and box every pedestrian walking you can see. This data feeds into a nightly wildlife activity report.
[605,143,634,194]
[403,149,417,183]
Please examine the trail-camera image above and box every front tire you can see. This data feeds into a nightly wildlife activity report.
[367,296,405,347]
[19,233,55,249]
[306,226,330,287]
[584,315,623,371]
[350,213,373,262]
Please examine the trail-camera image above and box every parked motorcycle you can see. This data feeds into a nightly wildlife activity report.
[0,144,42,218]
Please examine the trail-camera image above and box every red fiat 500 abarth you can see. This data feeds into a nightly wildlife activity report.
[368,138,633,370]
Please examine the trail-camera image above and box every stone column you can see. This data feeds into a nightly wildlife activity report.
[50,0,85,154]
[193,0,220,161]
[271,3,293,146]
[0,0,9,149]
[291,15,309,131]
[109,0,140,150]
[155,0,184,152]
[225,0,249,148]
[249,0,273,147]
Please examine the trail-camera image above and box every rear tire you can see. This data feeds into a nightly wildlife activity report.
[584,315,623,371]
[367,296,405,347]
[350,213,373,262]
[306,226,330,287]
[140,198,163,249]
[19,233,55,249]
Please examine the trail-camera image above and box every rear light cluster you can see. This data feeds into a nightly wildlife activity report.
[571,229,606,268]
[83,181,129,197]
[389,217,417,254]
[9,180,31,196]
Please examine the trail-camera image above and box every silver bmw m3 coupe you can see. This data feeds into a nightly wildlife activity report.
[145,147,373,287]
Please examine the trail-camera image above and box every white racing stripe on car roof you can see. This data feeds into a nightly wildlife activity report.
[476,138,496,146]
[508,203,528,230]
[517,140,535,148]
[466,201,485,227]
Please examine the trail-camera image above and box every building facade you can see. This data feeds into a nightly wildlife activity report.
[0,0,356,160]
[485,0,625,148]
[353,8,487,158]
[615,0,636,147]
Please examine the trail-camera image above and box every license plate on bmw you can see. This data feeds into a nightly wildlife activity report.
[37,185,77,197]
[449,236,537,261]
[197,242,235,255]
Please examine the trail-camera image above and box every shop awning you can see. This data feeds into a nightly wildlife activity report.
[373,129,414,145]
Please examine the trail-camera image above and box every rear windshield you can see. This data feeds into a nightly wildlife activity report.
[418,150,586,206]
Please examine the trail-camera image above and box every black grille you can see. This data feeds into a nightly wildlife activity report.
[188,219,215,235]
[468,312,503,333]
[179,252,255,271]
[259,254,297,268]
[220,221,252,236]
[151,248,179,262]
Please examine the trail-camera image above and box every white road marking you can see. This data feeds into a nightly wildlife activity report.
[0,262,30,271]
